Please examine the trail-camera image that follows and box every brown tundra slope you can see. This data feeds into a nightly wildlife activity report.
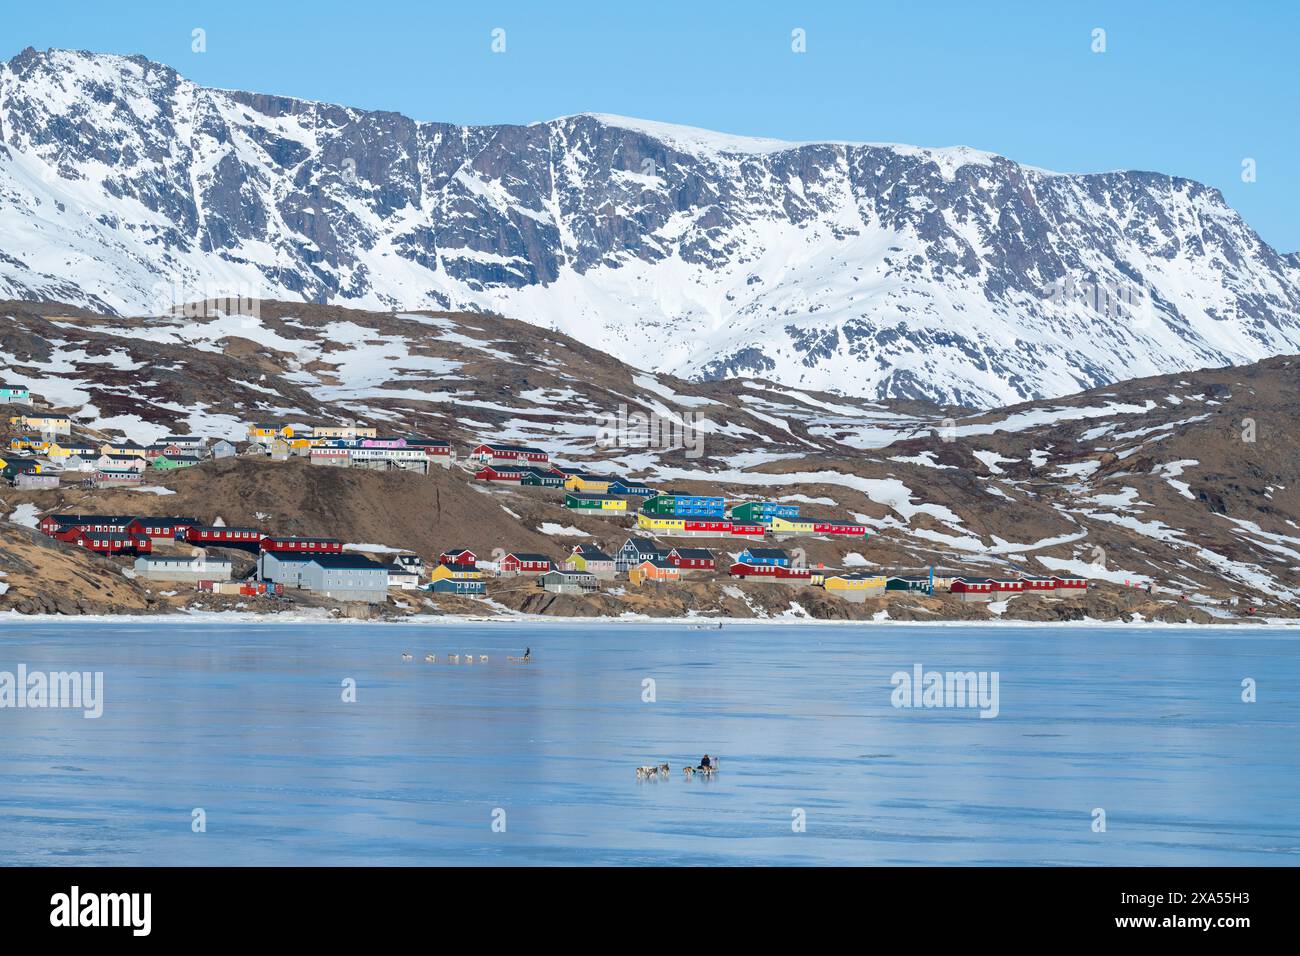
[1,299,1297,622]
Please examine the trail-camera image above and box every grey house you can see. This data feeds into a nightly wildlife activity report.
[538,569,599,595]
[299,554,391,603]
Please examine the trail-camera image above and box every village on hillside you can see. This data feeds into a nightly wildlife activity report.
[0,390,1095,613]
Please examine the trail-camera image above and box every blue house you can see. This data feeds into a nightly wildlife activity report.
[615,536,671,572]
[738,547,791,568]
[641,491,725,518]
[428,578,485,595]
[607,477,657,497]
[0,384,29,403]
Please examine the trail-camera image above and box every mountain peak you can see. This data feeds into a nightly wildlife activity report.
[0,49,1297,407]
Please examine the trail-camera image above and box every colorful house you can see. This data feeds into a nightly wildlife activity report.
[475,464,526,482]
[729,522,767,538]
[39,514,135,536]
[564,473,612,493]
[470,443,549,466]
[1053,575,1088,591]
[519,467,566,487]
[737,547,791,567]
[821,573,887,602]
[498,552,553,576]
[950,578,995,601]
[126,517,199,540]
[1017,575,1058,592]
[68,530,152,556]
[615,537,670,572]
[97,453,148,473]
[210,440,238,459]
[429,563,485,585]
[0,385,29,403]
[183,526,267,551]
[606,478,657,497]
[886,576,933,593]
[1,457,42,479]
[668,547,715,571]
[403,438,456,468]
[439,549,478,568]
[636,514,686,533]
[100,441,149,459]
[769,516,816,535]
[247,423,295,441]
[152,454,201,470]
[641,492,725,518]
[565,545,617,580]
[312,424,378,440]
[260,537,345,555]
[730,501,800,524]
[428,576,486,595]
[46,439,98,459]
[810,519,869,537]
[565,492,627,513]
[628,558,681,586]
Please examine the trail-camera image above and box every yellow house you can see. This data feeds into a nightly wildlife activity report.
[10,414,71,434]
[47,441,98,459]
[564,474,612,493]
[312,424,377,440]
[429,564,484,583]
[636,514,685,532]
[770,516,817,535]
[100,442,149,458]
[247,423,295,440]
[9,436,49,453]
[819,574,887,602]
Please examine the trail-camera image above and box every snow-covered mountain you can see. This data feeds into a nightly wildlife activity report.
[3,47,1300,407]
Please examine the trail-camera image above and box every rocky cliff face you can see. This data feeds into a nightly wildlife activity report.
[3,48,1300,406]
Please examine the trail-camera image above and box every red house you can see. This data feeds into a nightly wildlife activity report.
[774,565,813,581]
[729,562,777,578]
[475,465,525,482]
[471,443,549,465]
[499,552,553,575]
[811,519,869,536]
[989,579,1026,593]
[669,547,715,570]
[1053,575,1088,590]
[126,517,199,540]
[729,522,766,538]
[682,519,732,536]
[950,578,995,596]
[1018,576,1058,592]
[72,531,152,555]
[439,549,477,568]
[39,514,134,537]
[260,536,345,554]
[184,526,267,550]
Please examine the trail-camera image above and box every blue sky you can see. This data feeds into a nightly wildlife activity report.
[5,0,1298,249]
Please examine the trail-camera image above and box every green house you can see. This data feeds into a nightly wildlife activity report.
[153,454,201,470]
[886,576,931,592]
[520,468,564,487]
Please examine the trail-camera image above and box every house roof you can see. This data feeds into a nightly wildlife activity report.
[624,536,670,554]
[742,547,790,559]
[571,545,613,561]
[477,442,546,454]
[307,554,391,571]
[441,548,475,556]
[670,547,714,559]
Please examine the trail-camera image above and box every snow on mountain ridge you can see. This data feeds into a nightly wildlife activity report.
[2,47,1299,408]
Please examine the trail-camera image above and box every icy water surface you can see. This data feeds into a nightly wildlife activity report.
[0,619,1296,865]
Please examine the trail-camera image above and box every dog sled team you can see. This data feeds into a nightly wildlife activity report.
[637,754,719,780]
[401,651,489,663]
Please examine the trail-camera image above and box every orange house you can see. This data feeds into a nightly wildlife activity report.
[628,559,681,586]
